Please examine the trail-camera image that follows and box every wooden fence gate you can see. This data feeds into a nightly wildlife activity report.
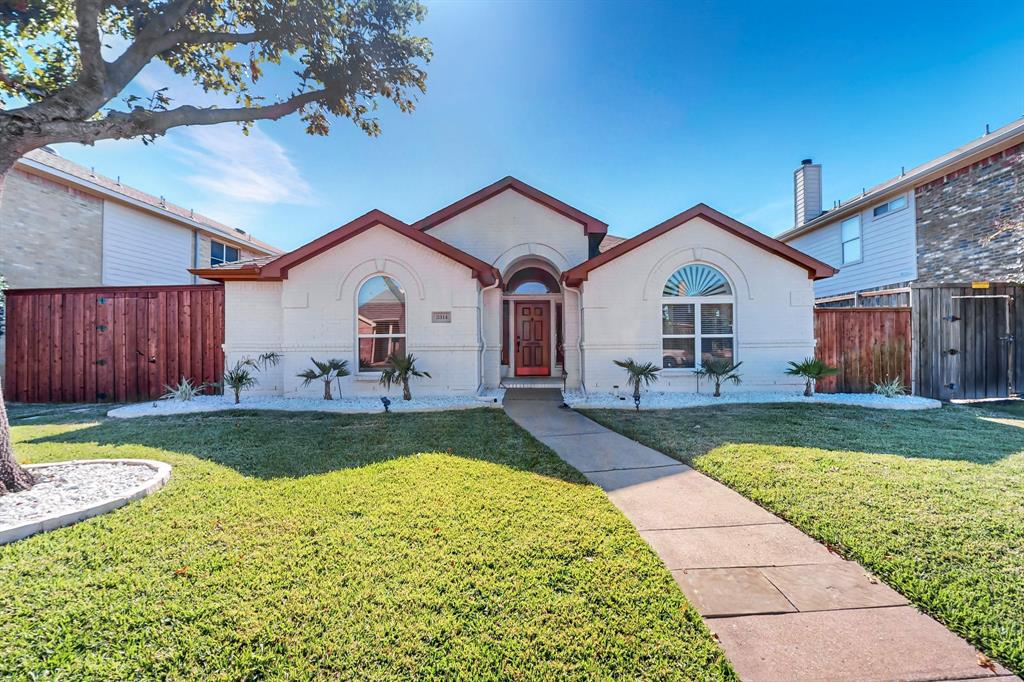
[3,285,224,403]
[813,307,912,393]
[913,284,1022,400]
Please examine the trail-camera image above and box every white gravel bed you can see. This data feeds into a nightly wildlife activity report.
[0,459,171,544]
[108,391,506,418]
[564,390,941,411]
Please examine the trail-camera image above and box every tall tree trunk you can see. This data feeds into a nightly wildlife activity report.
[0,380,35,494]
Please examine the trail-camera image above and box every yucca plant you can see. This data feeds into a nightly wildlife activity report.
[161,376,206,401]
[297,358,350,400]
[873,376,907,398]
[221,352,281,404]
[694,358,743,397]
[379,352,431,401]
[785,358,839,397]
[613,358,661,410]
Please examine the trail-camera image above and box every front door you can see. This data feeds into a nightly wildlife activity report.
[515,301,550,376]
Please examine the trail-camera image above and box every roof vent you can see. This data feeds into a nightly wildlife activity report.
[801,158,814,165]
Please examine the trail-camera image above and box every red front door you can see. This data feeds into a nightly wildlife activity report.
[515,301,550,376]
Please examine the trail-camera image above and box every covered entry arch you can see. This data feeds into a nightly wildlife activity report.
[501,257,564,378]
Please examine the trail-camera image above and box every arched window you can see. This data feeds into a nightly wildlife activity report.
[504,267,560,294]
[661,264,734,369]
[357,275,405,371]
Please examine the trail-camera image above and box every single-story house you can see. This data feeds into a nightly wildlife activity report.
[193,177,835,397]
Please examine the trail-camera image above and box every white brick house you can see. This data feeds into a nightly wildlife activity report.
[194,177,834,397]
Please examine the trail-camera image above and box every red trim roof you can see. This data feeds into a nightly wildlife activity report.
[191,210,500,285]
[562,204,837,286]
[412,176,608,235]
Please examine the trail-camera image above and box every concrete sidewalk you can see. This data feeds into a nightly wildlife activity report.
[503,389,1017,682]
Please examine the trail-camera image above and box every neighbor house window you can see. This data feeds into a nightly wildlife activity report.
[357,275,406,371]
[872,195,908,218]
[841,216,862,264]
[211,240,239,266]
[661,264,734,369]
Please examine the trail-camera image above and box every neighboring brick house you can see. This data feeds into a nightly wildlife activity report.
[0,147,282,376]
[778,118,1024,307]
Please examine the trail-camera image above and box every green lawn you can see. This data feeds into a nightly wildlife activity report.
[1,405,732,680]
[582,402,1024,674]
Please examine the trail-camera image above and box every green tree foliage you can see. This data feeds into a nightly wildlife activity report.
[0,0,431,173]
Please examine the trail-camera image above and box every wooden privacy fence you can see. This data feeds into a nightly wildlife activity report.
[4,285,224,403]
[813,307,912,393]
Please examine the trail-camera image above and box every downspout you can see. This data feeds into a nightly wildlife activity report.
[564,282,586,395]
[478,277,501,394]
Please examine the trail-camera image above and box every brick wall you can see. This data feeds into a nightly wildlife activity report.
[915,143,1024,282]
[0,169,104,289]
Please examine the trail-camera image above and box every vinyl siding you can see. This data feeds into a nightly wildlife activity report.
[787,193,917,298]
[101,202,195,285]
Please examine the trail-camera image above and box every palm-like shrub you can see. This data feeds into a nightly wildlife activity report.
[613,358,661,410]
[694,358,743,397]
[785,358,839,397]
[297,358,350,400]
[221,352,281,404]
[379,352,431,401]
[162,376,206,401]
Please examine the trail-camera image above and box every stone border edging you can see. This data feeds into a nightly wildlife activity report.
[0,459,172,545]
[567,396,942,411]
[107,397,503,419]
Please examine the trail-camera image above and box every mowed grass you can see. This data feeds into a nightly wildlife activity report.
[1,405,732,681]
[582,402,1024,674]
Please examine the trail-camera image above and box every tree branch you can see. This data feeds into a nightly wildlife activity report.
[41,90,327,145]
[74,0,106,82]
[104,0,200,99]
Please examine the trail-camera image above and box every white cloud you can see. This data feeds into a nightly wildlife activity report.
[738,198,793,235]
[171,125,314,206]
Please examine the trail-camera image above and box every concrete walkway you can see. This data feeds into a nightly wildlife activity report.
[503,389,1017,682]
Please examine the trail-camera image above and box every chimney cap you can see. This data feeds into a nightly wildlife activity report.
[801,158,814,166]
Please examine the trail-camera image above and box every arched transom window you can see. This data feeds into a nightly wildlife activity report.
[504,267,560,295]
[357,275,405,371]
[661,264,734,369]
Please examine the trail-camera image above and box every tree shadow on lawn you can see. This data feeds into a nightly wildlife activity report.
[26,407,587,482]
[581,403,1024,465]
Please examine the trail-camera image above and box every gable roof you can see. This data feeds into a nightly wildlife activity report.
[778,116,1024,241]
[190,210,499,285]
[562,204,836,286]
[17,149,282,255]
[412,176,608,235]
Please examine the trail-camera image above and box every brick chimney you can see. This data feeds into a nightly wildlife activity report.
[794,159,822,226]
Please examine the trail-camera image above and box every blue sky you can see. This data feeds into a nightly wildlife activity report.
[55,0,1024,249]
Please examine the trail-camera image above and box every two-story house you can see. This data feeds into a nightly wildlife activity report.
[778,117,1024,307]
[0,147,282,377]
[779,118,1024,400]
